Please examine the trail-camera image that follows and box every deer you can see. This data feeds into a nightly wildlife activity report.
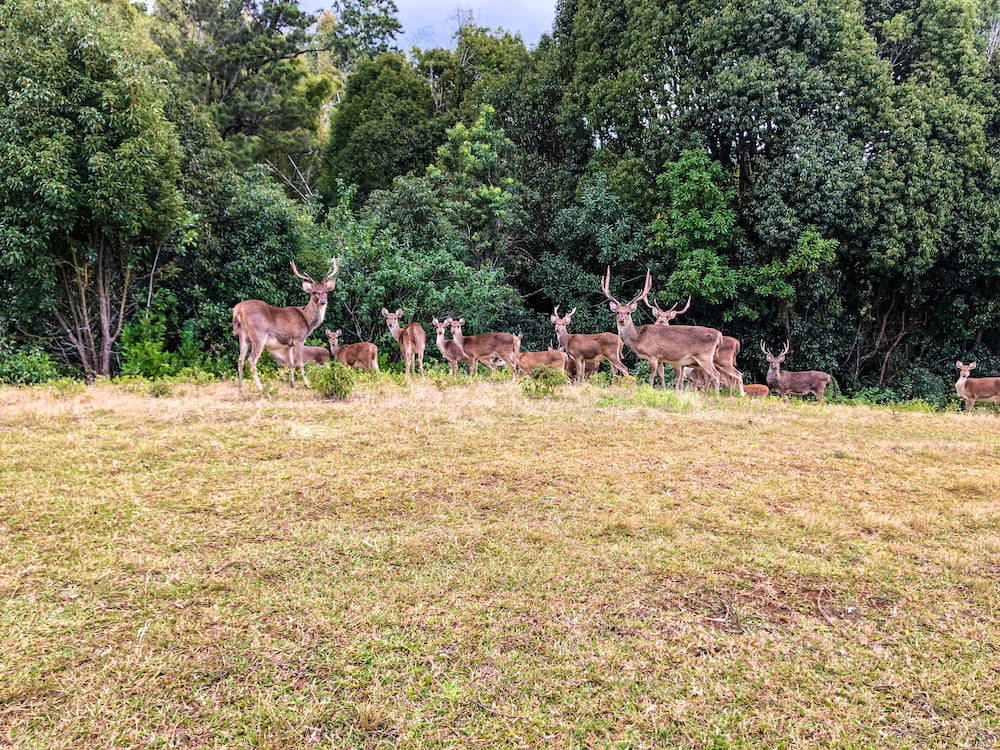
[601,268,723,389]
[267,344,330,384]
[381,308,426,377]
[513,337,569,377]
[954,361,1000,412]
[642,287,744,394]
[550,306,629,382]
[326,329,379,373]
[232,259,339,390]
[743,384,770,398]
[446,318,520,379]
[431,317,471,375]
[759,340,832,401]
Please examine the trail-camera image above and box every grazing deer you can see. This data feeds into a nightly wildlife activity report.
[515,340,569,376]
[232,259,339,390]
[550,306,629,382]
[326,329,379,373]
[743,384,770,398]
[381,308,426,377]
[267,344,330,384]
[431,317,470,375]
[954,361,1000,412]
[446,318,520,378]
[760,340,831,401]
[601,269,723,389]
[642,287,744,394]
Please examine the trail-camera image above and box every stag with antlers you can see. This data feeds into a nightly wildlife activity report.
[641,286,744,395]
[232,260,339,390]
[601,269,723,389]
[550,306,629,382]
[760,341,831,401]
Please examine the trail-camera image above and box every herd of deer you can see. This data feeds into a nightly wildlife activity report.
[230,261,999,411]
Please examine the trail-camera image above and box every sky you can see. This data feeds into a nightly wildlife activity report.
[315,1,558,51]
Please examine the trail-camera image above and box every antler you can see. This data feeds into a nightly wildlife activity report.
[760,340,772,357]
[552,305,577,320]
[290,260,315,284]
[290,258,339,286]
[670,296,692,315]
[779,339,791,358]
[603,267,652,307]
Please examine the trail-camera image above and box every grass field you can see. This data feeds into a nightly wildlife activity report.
[1,377,998,749]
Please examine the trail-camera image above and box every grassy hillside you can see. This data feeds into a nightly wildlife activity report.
[1,379,997,748]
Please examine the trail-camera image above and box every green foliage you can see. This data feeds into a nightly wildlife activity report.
[0,342,62,385]
[309,361,355,400]
[520,364,568,398]
[0,0,186,376]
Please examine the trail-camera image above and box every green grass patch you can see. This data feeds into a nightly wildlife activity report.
[1,380,998,748]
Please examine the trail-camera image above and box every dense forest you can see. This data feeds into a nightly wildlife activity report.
[2,0,1000,400]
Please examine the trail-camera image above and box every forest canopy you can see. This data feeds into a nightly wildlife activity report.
[2,0,999,400]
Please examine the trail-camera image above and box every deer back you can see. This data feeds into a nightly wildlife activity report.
[628,324,721,366]
[518,349,568,374]
[338,342,378,371]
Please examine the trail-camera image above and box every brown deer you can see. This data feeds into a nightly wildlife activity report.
[326,329,379,373]
[760,341,831,401]
[954,361,1000,412]
[514,338,569,376]
[601,269,723,389]
[381,308,426,377]
[232,259,339,390]
[431,317,471,375]
[446,318,520,378]
[550,306,629,382]
[743,384,770,398]
[642,287,744,394]
[267,344,330,384]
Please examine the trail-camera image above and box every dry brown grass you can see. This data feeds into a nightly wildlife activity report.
[1,378,998,748]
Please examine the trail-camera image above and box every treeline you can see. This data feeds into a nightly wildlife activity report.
[2,0,999,400]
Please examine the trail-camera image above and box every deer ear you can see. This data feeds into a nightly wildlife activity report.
[335,329,342,337]
[457,317,465,325]
[381,308,389,317]
[608,302,617,312]
[302,281,312,292]
[550,315,557,323]
[956,360,963,368]
[395,308,403,317]
[970,362,977,370]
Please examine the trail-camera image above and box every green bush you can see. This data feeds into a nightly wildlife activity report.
[309,361,354,400]
[520,365,568,398]
[0,342,61,384]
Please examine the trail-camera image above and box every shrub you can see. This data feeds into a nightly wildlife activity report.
[309,361,354,400]
[520,365,568,398]
[0,342,61,384]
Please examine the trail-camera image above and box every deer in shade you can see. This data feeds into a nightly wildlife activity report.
[759,340,831,401]
[381,308,426,377]
[232,260,339,390]
[954,361,1000,412]
[326,329,379,373]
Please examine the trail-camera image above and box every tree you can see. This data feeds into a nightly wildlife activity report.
[0,0,185,377]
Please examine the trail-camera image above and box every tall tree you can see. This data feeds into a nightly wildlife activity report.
[0,0,185,376]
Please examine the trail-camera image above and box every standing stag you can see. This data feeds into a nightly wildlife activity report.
[642,288,744,394]
[446,318,520,378]
[760,341,831,401]
[954,361,1000,412]
[550,306,629,381]
[326,329,379,373]
[381,308,426,377]
[232,260,339,390]
[601,269,723,389]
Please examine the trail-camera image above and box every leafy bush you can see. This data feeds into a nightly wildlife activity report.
[0,342,61,384]
[309,361,354,400]
[520,365,568,398]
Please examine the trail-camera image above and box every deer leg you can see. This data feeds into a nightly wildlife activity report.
[237,334,251,389]
[248,343,265,391]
